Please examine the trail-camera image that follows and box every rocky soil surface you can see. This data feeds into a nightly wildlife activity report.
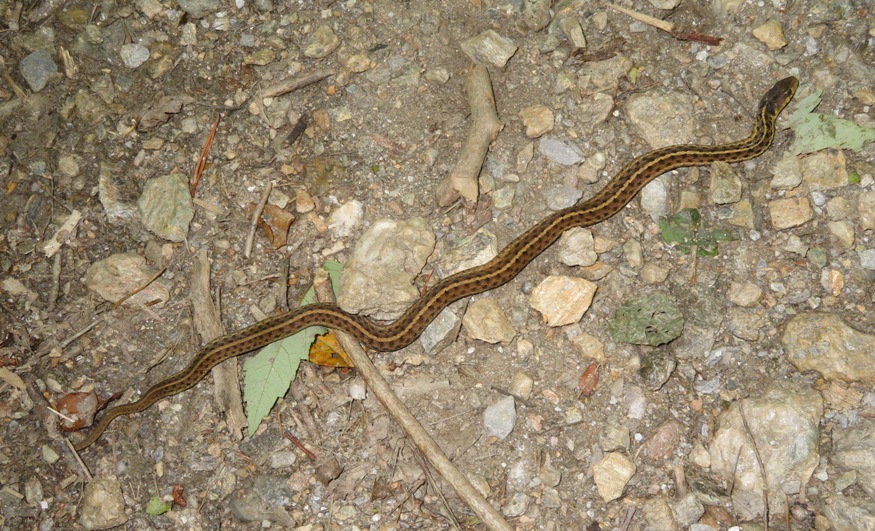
[2,0,875,529]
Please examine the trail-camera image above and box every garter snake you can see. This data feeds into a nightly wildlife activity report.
[73,76,798,451]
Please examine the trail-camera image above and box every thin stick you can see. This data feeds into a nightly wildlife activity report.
[413,449,462,530]
[689,244,698,285]
[48,251,62,312]
[191,114,221,196]
[59,315,105,351]
[278,247,292,312]
[312,273,513,531]
[111,267,166,310]
[606,2,673,32]
[244,182,272,259]
[260,70,332,99]
[64,438,93,481]
[605,3,722,45]
[283,430,317,461]
[740,402,770,530]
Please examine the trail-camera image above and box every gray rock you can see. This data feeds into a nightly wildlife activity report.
[439,228,497,277]
[19,50,57,92]
[625,91,694,148]
[639,350,676,391]
[859,249,875,270]
[419,301,464,354]
[86,253,171,307]
[823,495,875,531]
[708,383,822,518]
[832,419,875,500]
[544,185,583,210]
[459,30,518,68]
[178,0,220,19]
[502,492,530,517]
[671,493,705,527]
[120,43,150,68]
[483,395,516,439]
[538,137,584,166]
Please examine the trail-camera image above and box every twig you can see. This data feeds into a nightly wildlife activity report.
[290,374,322,442]
[244,182,272,259]
[111,267,166,310]
[48,251,62,312]
[278,247,292,312]
[435,64,502,207]
[740,401,770,530]
[191,249,245,441]
[606,3,723,45]
[312,272,513,531]
[618,504,637,531]
[64,437,93,481]
[59,315,105,351]
[607,2,672,32]
[413,449,462,530]
[191,114,221,196]
[260,70,333,99]
[283,430,317,461]
[689,244,698,285]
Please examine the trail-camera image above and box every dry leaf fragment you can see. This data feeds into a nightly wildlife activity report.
[309,333,353,368]
[578,363,600,398]
[172,484,187,508]
[245,203,296,249]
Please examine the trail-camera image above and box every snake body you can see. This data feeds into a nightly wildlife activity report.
[73,77,798,451]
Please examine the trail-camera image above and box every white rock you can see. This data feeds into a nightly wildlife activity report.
[592,452,636,502]
[328,200,363,237]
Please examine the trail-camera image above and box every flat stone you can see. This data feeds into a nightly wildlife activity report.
[462,297,517,344]
[538,137,584,166]
[483,395,516,439]
[783,312,875,384]
[518,104,554,138]
[79,476,128,529]
[19,50,57,92]
[592,452,636,502]
[530,275,597,326]
[769,197,813,229]
[303,25,340,59]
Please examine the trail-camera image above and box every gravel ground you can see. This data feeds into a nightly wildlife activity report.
[2,0,875,530]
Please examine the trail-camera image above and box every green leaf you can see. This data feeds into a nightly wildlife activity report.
[146,496,172,516]
[786,91,875,155]
[242,261,343,436]
[659,208,733,257]
[608,293,684,347]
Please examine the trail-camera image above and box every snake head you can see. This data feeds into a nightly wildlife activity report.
[758,76,799,118]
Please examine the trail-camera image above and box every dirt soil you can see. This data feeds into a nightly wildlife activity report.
[2,0,875,529]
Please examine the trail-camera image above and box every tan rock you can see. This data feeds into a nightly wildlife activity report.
[769,197,813,229]
[529,276,597,326]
